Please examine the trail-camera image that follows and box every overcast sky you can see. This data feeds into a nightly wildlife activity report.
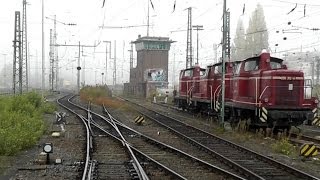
[1,0,320,87]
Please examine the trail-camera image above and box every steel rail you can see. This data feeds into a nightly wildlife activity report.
[56,95,91,180]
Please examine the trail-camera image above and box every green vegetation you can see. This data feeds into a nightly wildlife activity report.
[80,85,125,108]
[271,138,296,156]
[80,85,112,102]
[0,92,56,155]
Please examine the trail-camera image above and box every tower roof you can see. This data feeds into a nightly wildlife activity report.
[132,36,175,44]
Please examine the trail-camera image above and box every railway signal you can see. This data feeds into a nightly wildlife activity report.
[43,143,53,164]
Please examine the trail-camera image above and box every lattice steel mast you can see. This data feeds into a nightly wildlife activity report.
[225,11,231,60]
[21,0,28,92]
[13,11,22,94]
[49,29,54,91]
[54,15,59,90]
[186,7,193,68]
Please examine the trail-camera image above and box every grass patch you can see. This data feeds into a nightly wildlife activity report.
[80,85,125,109]
[0,92,50,156]
[271,138,296,156]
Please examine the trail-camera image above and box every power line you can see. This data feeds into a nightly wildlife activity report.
[270,0,320,7]
[99,24,149,29]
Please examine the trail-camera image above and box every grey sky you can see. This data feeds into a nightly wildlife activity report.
[1,0,320,87]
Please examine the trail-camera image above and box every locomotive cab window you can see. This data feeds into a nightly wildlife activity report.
[233,62,241,75]
[214,65,225,74]
[184,69,193,77]
[270,58,282,69]
[199,69,206,76]
[244,60,259,71]
[204,67,210,77]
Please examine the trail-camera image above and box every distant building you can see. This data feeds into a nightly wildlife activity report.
[124,36,174,98]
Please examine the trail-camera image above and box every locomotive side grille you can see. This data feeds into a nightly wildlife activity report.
[274,80,300,106]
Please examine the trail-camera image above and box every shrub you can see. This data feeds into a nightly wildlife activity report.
[271,138,296,156]
[0,92,46,155]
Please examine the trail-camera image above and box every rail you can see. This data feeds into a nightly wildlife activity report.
[103,107,149,180]
[57,95,91,180]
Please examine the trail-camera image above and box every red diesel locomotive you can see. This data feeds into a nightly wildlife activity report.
[175,52,318,129]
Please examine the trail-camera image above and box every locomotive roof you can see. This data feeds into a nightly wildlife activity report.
[183,66,206,71]
[245,53,283,63]
[207,61,237,68]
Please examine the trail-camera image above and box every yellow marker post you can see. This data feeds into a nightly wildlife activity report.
[300,143,318,157]
[134,116,144,125]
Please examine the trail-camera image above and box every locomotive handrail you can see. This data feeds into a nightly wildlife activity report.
[210,85,213,109]
[255,78,258,116]
[213,85,222,111]
[187,84,194,104]
[259,86,270,101]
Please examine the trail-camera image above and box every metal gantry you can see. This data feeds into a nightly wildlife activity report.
[46,15,76,91]
[13,11,22,95]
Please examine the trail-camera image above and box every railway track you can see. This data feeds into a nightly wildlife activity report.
[123,98,320,180]
[68,95,244,179]
[57,95,94,179]
[58,95,137,179]
[289,132,320,152]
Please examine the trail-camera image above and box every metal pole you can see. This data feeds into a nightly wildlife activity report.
[197,29,199,64]
[77,41,80,93]
[95,70,97,84]
[41,0,45,97]
[1,54,7,87]
[105,42,108,85]
[82,55,85,86]
[103,41,111,85]
[113,40,116,86]
[192,25,203,65]
[220,0,227,125]
[147,0,149,36]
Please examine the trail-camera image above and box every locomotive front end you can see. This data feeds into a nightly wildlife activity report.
[259,69,318,127]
